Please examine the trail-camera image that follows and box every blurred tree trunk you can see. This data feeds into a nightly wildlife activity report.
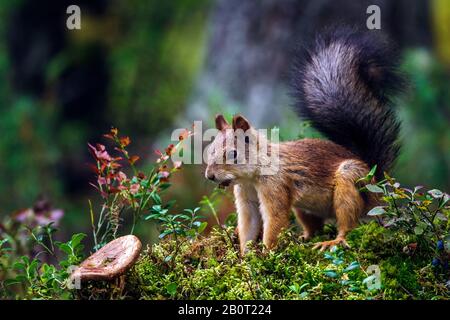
[187,0,432,127]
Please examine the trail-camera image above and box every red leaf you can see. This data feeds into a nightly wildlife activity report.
[178,129,190,141]
[165,144,175,156]
[137,171,146,179]
[129,155,140,165]
[96,144,106,152]
[110,162,122,169]
[109,186,120,194]
[98,177,108,185]
[130,183,140,195]
[158,170,170,182]
[116,171,127,182]
[100,162,107,173]
[120,136,131,147]
[88,143,112,161]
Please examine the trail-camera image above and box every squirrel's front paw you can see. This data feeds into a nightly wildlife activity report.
[312,237,349,252]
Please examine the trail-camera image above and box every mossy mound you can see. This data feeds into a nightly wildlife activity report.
[118,221,448,300]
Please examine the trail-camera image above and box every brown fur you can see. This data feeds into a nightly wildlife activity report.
[294,208,324,240]
[205,115,374,254]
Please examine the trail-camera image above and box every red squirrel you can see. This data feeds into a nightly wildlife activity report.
[205,26,404,254]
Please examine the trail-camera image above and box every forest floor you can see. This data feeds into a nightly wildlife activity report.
[78,221,449,300]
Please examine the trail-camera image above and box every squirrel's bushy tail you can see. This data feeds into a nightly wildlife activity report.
[292,26,404,179]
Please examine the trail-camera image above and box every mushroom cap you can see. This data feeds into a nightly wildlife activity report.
[70,235,142,282]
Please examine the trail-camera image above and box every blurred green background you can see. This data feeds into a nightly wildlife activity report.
[0,0,448,244]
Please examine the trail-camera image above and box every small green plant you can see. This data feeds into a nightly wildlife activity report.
[361,171,449,272]
[88,127,193,249]
[2,230,86,299]
[200,188,236,250]
[145,206,207,241]
[322,246,367,293]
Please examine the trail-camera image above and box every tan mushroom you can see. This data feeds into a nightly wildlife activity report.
[70,235,142,282]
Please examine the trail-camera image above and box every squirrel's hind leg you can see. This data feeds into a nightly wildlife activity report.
[313,160,367,251]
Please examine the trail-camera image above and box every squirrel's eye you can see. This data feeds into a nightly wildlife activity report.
[227,150,238,161]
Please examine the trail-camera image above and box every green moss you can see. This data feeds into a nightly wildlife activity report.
[120,221,449,300]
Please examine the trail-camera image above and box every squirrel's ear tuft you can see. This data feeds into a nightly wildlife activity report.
[232,115,250,132]
[215,114,229,131]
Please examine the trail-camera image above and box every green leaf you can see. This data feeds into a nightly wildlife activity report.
[186,229,196,237]
[365,184,384,193]
[21,256,30,265]
[197,221,208,234]
[159,183,171,191]
[324,253,334,260]
[28,259,39,278]
[224,212,237,227]
[289,284,299,293]
[362,275,377,284]
[368,165,377,178]
[0,238,8,248]
[299,283,309,291]
[151,204,162,213]
[13,262,25,271]
[140,179,150,188]
[343,261,360,272]
[367,206,386,216]
[166,282,178,296]
[159,230,173,239]
[323,270,338,278]
[151,193,162,205]
[70,233,86,248]
[57,243,72,255]
[174,214,190,220]
[144,213,162,221]
[5,276,27,286]
[349,286,360,292]
[414,226,424,235]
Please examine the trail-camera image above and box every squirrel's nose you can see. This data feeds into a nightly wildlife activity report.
[206,172,215,181]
